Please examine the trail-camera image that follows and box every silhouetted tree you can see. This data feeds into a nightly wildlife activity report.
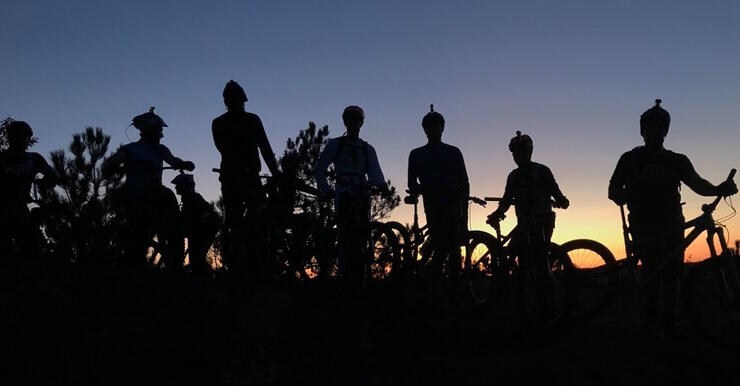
[280,121,400,220]
[38,127,124,264]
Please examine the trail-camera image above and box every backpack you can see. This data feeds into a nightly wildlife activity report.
[332,136,369,174]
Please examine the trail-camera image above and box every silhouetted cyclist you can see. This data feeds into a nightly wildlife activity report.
[0,121,57,260]
[211,80,281,275]
[487,131,570,321]
[103,108,194,269]
[609,99,738,337]
[315,105,388,288]
[407,105,469,284]
[172,174,219,275]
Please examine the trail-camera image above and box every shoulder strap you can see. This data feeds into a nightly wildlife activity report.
[332,137,347,165]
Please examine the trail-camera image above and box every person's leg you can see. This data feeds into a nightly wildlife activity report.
[122,196,151,269]
[15,206,41,260]
[635,237,661,333]
[188,235,210,274]
[336,192,353,286]
[221,181,248,272]
[424,209,446,285]
[662,229,685,332]
[243,178,269,282]
[156,187,184,271]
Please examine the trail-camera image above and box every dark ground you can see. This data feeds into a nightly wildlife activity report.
[1,266,739,386]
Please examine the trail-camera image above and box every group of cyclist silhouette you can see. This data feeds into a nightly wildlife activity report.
[1,78,738,335]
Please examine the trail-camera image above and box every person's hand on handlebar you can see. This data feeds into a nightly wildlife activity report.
[180,160,195,172]
[717,180,738,197]
[486,209,505,226]
[404,189,419,205]
[553,195,570,209]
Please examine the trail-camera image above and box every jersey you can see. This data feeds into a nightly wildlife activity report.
[609,146,694,225]
[120,140,167,194]
[212,110,275,177]
[315,136,385,194]
[407,142,469,215]
[0,150,53,205]
[501,162,564,221]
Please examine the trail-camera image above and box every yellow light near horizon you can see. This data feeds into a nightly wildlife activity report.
[439,200,735,268]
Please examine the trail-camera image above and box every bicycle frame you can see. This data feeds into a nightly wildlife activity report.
[630,169,736,277]
[401,195,485,266]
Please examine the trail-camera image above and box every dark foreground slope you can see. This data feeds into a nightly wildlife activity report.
[1,267,738,386]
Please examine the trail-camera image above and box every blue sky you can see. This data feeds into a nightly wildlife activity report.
[3,0,739,256]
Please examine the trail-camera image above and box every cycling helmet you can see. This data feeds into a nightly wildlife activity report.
[422,104,445,130]
[132,107,167,130]
[223,80,247,103]
[342,105,365,121]
[640,99,670,136]
[5,120,33,137]
[171,173,195,187]
[508,130,533,153]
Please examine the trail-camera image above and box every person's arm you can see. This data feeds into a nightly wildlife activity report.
[546,166,569,209]
[490,172,515,219]
[32,153,58,186]
[254,115,280,176]
[314,139,337,194]
[455,148,470,201]
[211,118,226,155]
[407,150,421,196]
[608,154,628,205]
[680,155,738,197]
[160,145,195,171]
[366,144,387,191]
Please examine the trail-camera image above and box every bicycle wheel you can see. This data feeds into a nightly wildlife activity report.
[684,255,740,343]
[367,222,402,283]
[558,239,616,269]
[295,227,337,281]
[557,239,618,318]
[462,230,502,306]
[385,221,413,269]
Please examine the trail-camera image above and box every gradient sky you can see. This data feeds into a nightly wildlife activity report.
[3,0,739,259]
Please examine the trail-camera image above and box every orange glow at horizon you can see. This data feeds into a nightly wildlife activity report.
[389,192,738,268]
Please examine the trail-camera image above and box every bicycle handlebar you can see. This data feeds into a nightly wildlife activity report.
[212,167,322,196]
[403,194,487,207]
[469,196,487,207]
[703,168,736,214]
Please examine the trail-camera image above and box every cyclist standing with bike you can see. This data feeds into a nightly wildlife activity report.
[0,120,57,261]
[103,108,195,269]
[211,80,281,277]
[608,99,737,337]
[487,131,570,323]
[314,105,388,288]
[407,105,469,286]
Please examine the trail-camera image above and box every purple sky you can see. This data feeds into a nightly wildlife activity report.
[3,0,739,257]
